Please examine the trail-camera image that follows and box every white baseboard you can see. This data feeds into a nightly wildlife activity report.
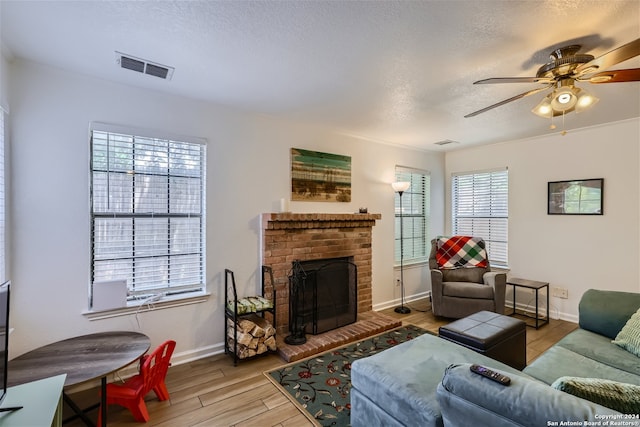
[373,293,578,324]
[373,291,431,311]
[505,298,577,323]
[171,342,226,366]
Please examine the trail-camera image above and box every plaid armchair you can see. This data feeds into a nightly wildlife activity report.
[429,237,506,319]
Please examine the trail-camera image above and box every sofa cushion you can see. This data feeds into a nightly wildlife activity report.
[551,376,640,414]
[555,329,640,378]
[613,308,640,357]
[442,281,494,299]
[579,289,640,339]
[524,338,640,386]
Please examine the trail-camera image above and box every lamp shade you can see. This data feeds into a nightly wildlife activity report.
[575,89,599,113]
[392,181,410,192]
[532,94,554,118]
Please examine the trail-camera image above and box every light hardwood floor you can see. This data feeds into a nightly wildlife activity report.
[66,299,577,426]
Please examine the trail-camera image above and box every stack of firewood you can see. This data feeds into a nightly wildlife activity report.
[226,313,277,359]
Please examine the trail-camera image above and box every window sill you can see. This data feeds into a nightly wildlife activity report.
[83,292,211,321]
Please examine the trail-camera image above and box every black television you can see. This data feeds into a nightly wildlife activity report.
[0,281,21,412]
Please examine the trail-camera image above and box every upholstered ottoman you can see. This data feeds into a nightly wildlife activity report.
[439,310,526,370]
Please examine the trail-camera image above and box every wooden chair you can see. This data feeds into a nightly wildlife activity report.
[99,339,176,423]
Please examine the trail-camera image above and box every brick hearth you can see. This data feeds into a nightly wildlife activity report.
[261,212,400,361]
[276,311,401,362]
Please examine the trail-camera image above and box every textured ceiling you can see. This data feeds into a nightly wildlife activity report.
[1,0,639,151]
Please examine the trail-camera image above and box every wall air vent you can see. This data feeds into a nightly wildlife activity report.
[434,139,460,146]
[115,51,174,80]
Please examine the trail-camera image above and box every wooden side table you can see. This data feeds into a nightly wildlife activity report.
[506,278,549,329]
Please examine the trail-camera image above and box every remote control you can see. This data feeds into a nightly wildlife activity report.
[469,364,511,385]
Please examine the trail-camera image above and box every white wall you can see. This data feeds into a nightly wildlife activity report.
[0,51,10,283]
[6,58,444,361]
[0,46,9,112]
[445,119,640,321]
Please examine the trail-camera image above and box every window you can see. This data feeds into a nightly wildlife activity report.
[452,168,508,267]
[394,167,430,265]
[90,124,206,305]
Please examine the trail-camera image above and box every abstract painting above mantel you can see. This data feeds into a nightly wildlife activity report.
[291,148,351,202]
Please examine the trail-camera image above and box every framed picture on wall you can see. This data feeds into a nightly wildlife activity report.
[290,148,351,202]
[547,178,603,215]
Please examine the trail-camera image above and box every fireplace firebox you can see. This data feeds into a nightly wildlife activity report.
[286,257,357,344]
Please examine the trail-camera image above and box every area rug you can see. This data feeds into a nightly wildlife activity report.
[265,324,431,426]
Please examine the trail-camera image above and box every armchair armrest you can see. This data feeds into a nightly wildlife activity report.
[483,271,506,314]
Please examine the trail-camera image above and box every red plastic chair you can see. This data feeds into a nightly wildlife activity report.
[99,339,176,424]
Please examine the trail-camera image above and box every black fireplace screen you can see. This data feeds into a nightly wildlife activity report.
[289,257,357,335]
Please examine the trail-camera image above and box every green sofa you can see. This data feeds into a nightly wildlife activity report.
[351,289,640,426]
[523,289,640,386]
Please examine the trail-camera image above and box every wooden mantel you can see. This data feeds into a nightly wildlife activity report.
[261,212,381,229]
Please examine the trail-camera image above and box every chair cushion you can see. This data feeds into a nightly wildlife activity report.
[442,267,486,284]
[551,376,640,414]
[443,282,494,299]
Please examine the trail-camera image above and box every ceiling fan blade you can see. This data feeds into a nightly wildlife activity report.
[464,85,553,118]
[579,68,640,83]
[575,38,640,75]
[473,77,553,84]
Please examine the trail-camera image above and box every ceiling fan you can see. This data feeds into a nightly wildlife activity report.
[465,38,640,119]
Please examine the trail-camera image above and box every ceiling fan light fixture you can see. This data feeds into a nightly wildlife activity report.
[557,93,572,104]
[468,38,640,120]
[532,94,554,118]
[550,86,578,111]
[575,90,600,113]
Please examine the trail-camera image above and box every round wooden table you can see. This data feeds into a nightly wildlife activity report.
[9,331,150,427]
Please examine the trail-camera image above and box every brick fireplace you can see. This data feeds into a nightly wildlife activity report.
[261,212,401,361]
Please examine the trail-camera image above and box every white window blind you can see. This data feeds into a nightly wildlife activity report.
[90,125,206,302]
[452,169,508,267]
[394,167,430,265]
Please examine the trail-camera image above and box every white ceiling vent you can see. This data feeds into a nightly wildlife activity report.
[115,51,174,80]
[434,139,460,146]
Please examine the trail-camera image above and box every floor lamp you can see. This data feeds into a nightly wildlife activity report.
[392,181,411,314]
